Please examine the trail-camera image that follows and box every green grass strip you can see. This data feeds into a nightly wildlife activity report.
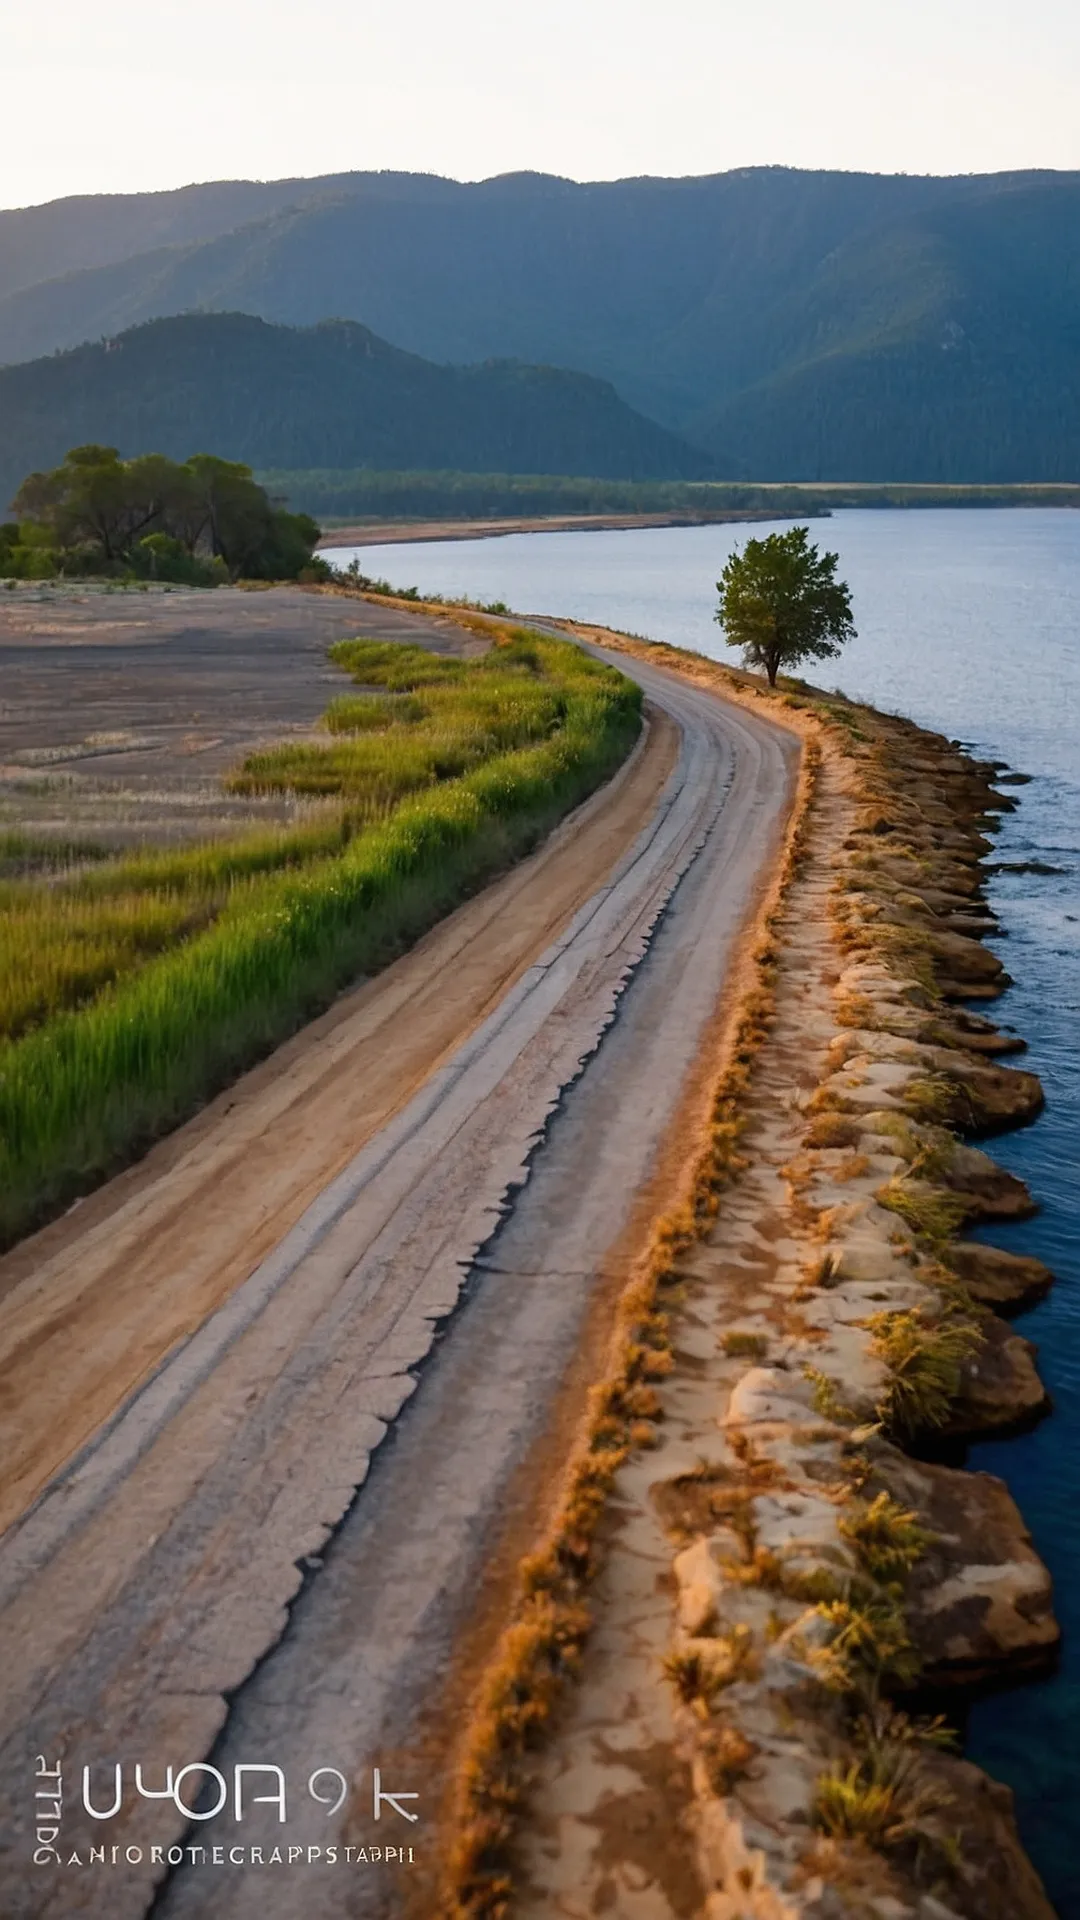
[0,636,639,1247]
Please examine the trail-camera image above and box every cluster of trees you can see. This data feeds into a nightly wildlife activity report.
[260,469,838,521]
[1,445,323,584]
[258,469,1075,524]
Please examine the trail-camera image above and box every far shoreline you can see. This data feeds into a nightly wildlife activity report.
[315,508,814,549]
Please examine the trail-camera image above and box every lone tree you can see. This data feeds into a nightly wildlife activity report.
[715,525,856,687]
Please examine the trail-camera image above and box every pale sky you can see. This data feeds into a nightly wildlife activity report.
[4,0,1079,210]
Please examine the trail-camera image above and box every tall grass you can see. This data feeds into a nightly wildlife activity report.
[0,889,212,1042]
[0,628,640,1246]
[0,830,111,878]
[229,635,569,806]
[63,816,356,898]
[0,819,363,1039]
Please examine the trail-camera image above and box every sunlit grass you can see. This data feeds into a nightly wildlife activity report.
[230,636,569,805]
[0,889,212,1042]
[0,829,111,877]
[0,626,641,1246]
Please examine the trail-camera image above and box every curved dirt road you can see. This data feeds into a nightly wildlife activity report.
[0,635,797,1919]
[0,706,678,1536]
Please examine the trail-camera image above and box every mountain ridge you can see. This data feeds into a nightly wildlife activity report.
[1,167,1077,481]
[0,311,716,509]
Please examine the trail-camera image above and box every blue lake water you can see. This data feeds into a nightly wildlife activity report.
[326,510,1080,1912]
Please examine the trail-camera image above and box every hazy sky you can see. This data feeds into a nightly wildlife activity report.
[4,0,1079,209]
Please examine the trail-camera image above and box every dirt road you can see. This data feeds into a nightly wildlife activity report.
[0,710,677,1534]
[0,633,797,1919]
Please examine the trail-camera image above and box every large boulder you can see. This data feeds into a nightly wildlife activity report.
[878,1449,1059,1689]
[944,1315,1050,1440]
[947,1242,1053,1315]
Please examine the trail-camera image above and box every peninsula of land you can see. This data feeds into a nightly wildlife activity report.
[0,583,1057,1920]
[315,507,803,548]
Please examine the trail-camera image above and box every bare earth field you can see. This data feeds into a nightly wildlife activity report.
[0,581,479,846]
[0,589,798,1918]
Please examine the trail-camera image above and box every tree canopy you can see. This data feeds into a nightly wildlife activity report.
[3,445,322,583]
[715,526,856,687]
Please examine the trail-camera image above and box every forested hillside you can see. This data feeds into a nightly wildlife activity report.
[0,169,943,417]
[0,174,386,307]
[2,167,1078,480]
[0,313,714,507]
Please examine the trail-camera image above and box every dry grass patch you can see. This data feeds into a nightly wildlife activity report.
[720,1329,769,1360]
[804,1113,864,1150]
[839,1493,935,1583]
[876,1179,969,1246]
[867,1307,982,1439]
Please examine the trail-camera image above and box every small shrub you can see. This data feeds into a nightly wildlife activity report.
[813,1754,950,1850]
[721,1545,784,1590]
[803,1249,844,1290]
[807,1087,858,1116]
[834,995,876,1031]
[721,1329,768,1360]
[702,1722,757,1795]
[811,1589,920,1692]
[875,1180,967,1246]
[664,1626,757,1706]
[803,1364,859,1425]
[131,532,226,586]
[840,1493,935,1582]
[867,1308,982,1437]
[869,1114,954,1182]
[780,1565,846,1606]
[664,1647,718,1705]
[804,1113,863,1150]
[625,1340,675,1381]
[903,1075,963,1124]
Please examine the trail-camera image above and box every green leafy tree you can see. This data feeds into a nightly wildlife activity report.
[9,447,321,582]
[14,446,171,561]
[186,454,320,579]
[132,533,227,586]
[715,525,856,687]
[0,518,62,580]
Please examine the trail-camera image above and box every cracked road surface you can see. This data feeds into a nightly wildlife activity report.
[0,634,797,1918]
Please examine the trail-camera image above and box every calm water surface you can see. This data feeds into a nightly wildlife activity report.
[328,511,1080,1911]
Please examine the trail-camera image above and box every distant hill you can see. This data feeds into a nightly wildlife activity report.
[0,313,714,509]
[0,173,419,306]
[2,167,1078,480]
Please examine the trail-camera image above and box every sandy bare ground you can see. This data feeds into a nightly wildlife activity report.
[0,628,798,1920]
[517,744,852,1920]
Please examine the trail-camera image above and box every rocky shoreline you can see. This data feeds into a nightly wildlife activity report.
[633,659,1057,1918]
[441,625,1057,1919]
